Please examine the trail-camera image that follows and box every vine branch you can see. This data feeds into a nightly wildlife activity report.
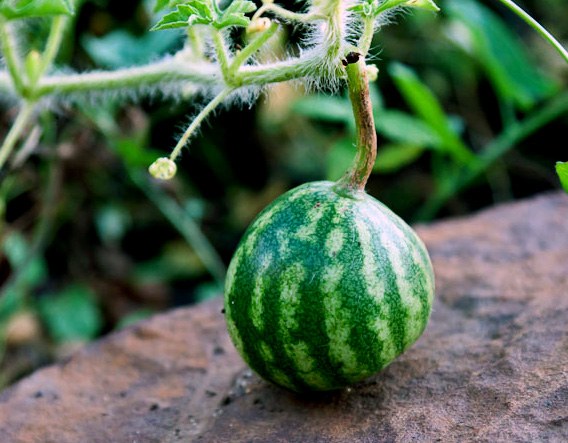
[334,54,377,194]
[495,0,568,64]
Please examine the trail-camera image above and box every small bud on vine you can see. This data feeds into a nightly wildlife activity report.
[24,50,42,86]
[366,64,379,81]
[149,157,177,180]
[247,17,271,35]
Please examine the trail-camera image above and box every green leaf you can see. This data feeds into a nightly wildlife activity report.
[373,144,424,173]
[0,232,48,321]
[2,232,47,287]
[292,95,353,124]
[446,0,556,110]
[154,0,187,13]
[151,0,255,31]
[151,2,213,31]
[38,285,103,343]
[389,63,475,164]
[404,0,439,12]
[375,110,441,148]
[154,0,170,12]
[215,0,256,29]
[556,161,568,194]
[82,29,181,68]
[0,0,74,19]
[326,137,355,181]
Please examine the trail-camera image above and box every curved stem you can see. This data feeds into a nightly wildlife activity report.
[252,4,325,23]
[334,57,377,193]
[358,17,375,56]
[212,29,232,83]
[169,88,233,161]
[37,16,68,79]
[0,17,25,93]
[230,22,279,76]
[0,101,35,171]
[495,0,568,64]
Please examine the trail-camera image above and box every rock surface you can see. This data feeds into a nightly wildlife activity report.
[1,192,567,443]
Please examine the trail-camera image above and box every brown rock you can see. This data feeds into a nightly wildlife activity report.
[1,192,567,442]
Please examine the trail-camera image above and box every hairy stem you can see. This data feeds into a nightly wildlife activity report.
[252,4,325,23]
[169,88,233,161]
[212,30,232,84]
[0,17,25,93]
[495,0,568,64]
[35,59,220,96]
[230,22,279,76]
[37,16,68,80]
[359,17,376,56]
[335,57,377,193]
[0,102,35,171]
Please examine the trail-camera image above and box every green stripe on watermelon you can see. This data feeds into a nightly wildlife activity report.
[224,181,435,392]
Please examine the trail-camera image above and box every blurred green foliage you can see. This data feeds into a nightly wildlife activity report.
[0,0,567,386]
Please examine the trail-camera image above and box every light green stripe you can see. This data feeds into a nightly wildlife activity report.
[353,215,387,303]
[353,215,397,365]
[362,204,424,346]
[250,252,273,331]
[268,367,297,391]
[224,246,241,297]
[410,234,435,305]
[224,257,245,355]
[295,204,326,240]
[278,263,305,331]
[276,228,291,257]
[243,203,281,256]
[322,263,361,378]
[259,341,274,362]
[286,342,328,389]
[325,227,345,256]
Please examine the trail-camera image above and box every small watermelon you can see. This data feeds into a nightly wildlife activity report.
[224,181,435,392]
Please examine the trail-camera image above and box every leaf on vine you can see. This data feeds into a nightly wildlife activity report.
[214,0,256,29]
[349,0,438,18]
[154,0,188,13]
[404,0,439,12]
[154,0,171,12]
[348,0,379,18]
[152,0,256,31]
[0,0,75,19]
[151,2,214,31]
[556,162,568,194]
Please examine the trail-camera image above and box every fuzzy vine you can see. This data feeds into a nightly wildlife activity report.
[0,0,565,180]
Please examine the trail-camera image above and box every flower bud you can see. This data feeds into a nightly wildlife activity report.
[149,157,177,180]
[366,64,379,82]
[247,17,271,35]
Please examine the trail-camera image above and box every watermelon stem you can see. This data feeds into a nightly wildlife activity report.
[334,57,377,194]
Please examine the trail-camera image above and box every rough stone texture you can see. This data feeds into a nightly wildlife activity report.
[1,192,567,443]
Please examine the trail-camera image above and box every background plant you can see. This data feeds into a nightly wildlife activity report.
[0,0,566,387]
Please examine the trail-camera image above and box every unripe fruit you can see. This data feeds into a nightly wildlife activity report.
[224,181,435,392]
